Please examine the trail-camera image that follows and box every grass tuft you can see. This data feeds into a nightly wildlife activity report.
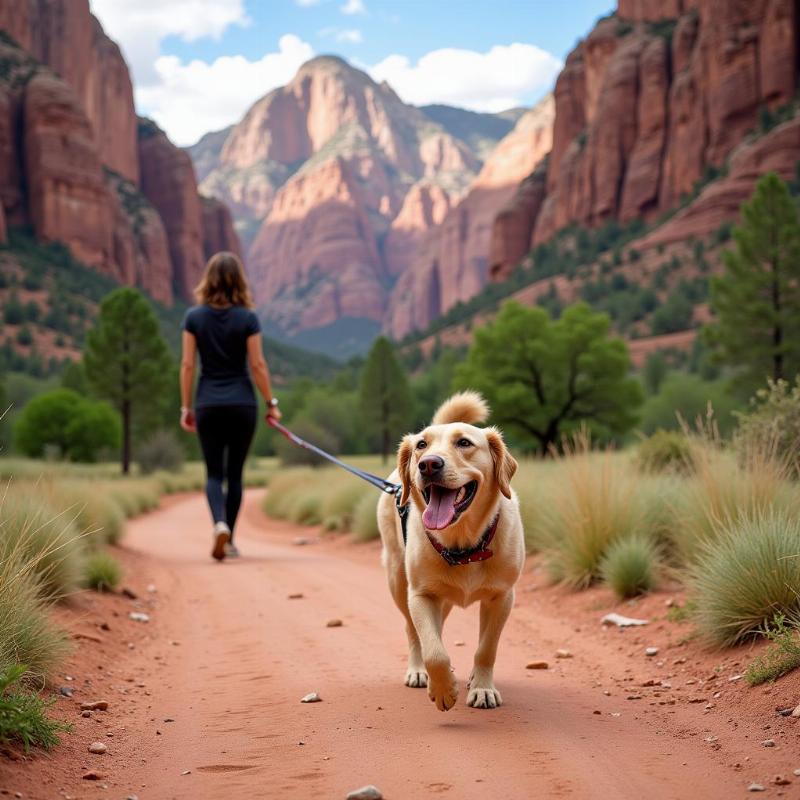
[83,551,122,592]
[600,535,659,598]
[690,510,800,645]
[636,430,695,475]
[744,614,800,685]
[0,664,71,751]
[352,492,380,541]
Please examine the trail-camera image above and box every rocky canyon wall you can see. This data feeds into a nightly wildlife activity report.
[0,0,240,305]
[491,0,798,280]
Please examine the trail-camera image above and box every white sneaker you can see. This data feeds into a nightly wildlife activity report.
[211,521,231,561]
[224,542,240,558]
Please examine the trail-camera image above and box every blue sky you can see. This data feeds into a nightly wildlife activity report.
[90,0,613,145]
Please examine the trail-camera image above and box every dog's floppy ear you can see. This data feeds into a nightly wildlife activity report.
[485,428,517,499]
[397,434,414,505]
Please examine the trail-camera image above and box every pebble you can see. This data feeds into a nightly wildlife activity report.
[791,704,800,718]
[293,537,313,546]
[748,784,765,792]
[454,640,465,647]
[645,647,659,657]
[346,786,383,800]
[794,769,800,777]
[147,584,157,593]
[121,587,138,600]
[288,593,304,600]
[81,711,92,718]
[555,649,573,659]
[80,701,109,711]
[88,742,107,755]
[128,612,150,623]
[762,739,776,747]
[326,619,343,628]
[601,613,648,627]
[58,686,73,697]
[728,674,743,682]
[81,772,104,781]
[773,776,791,786]
[181,771,191,776]
[526,661,549,670]
[99,622,111,631]
[301,693,322,703]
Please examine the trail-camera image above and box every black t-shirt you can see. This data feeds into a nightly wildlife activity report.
[183,305,261,407]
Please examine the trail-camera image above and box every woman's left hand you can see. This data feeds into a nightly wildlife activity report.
[180,407,197,433]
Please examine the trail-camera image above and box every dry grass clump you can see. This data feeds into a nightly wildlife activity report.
[352,491,380,541]
[83,551,122,592]
[600,535,660,598]
[41,480,125,546]
[690,510,800,646]
[636,430,696,475]
[0,489,83,598]
[321,483,372,531]
[0,545,69,683]
[744,614,800,685]
[534,439,670,588]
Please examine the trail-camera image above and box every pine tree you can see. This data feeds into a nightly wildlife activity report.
[84,288,172,473]
[359,337,411,463]
[706,172,800,391]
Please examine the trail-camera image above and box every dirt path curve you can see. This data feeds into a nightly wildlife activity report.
[99,488,749,800]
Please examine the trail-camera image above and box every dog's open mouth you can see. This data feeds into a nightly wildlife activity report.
[421,481,478,530]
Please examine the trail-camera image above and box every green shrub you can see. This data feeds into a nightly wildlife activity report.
[14,389,120,462]
[735,378,800,476]
[0,664,70,751]
[636,430,695,474]
[83,551,122,592]
[0,491,83,598]
[0,548,69,683]
[137,430,185,475]
[744,614,800,685]
[289,494,323,526]
[352,491,379,541]
[321,483,370,531]
[600,535,659,598]
[690,510,800,645]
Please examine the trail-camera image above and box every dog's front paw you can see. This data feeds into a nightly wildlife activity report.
[427,662,458,711]
[467,685,502,709]
[405,667,428,688]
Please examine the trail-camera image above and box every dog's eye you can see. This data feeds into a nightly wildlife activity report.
[416,440,427,450]
[456,438,473,448]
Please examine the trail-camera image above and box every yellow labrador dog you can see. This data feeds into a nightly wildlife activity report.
[377,391,524,711]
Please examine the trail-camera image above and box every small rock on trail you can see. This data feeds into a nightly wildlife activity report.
[555,649,573,659]
[526,661,549,670]
[748,784,766,792]
[82,771,105,781]
[326,619,343,628]
[58,686,73,697]
[88,742,108,754]
[346,786,383,800]
[80,701,109,711]
[288,593,304,600]
[601,613,648,627]
[301,692,322,703]
[128,612,150,623]
[645,647,659,657]
[121,587,138,600]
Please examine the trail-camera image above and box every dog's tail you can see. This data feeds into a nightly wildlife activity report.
[431,391,489,426]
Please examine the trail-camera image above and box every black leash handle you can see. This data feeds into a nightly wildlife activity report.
[266,416,401,495]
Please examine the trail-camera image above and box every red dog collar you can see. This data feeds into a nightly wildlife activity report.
[425,514,499,566]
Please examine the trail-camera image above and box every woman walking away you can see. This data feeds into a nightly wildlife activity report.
[180,252,281,561]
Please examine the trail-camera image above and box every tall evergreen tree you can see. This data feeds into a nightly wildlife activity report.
[359,337,411,463]
[84,288,172,473]
[705,172,800,390]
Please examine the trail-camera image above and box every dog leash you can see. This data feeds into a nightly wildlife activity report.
[266,416,495,565]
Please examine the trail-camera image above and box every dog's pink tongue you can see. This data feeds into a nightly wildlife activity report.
[422,485,459,530]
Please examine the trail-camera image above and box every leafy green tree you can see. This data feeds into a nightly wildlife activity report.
[643,352,668,395]
[455,302,643,454]
[359,337,411,463]
[705,172,800,390]
[13,389,119,461]
[84,288,172,473]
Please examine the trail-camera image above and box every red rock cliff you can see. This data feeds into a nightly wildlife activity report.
[491,0,798,279]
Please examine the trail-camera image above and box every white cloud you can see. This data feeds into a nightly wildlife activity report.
[320,27,363,43]
[369,43,562,112]
[296,0,321,5]
[136,34,314,146]
[340,0,366,14]
[90,0,249,86]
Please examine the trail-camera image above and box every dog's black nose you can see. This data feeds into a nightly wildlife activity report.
[419,454,444,476]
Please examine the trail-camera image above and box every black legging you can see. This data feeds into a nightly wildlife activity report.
[196,405,257,539]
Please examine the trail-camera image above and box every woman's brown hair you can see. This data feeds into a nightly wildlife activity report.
[194,251,254,308]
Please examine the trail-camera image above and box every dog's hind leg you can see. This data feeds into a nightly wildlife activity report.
[467,589,514,709]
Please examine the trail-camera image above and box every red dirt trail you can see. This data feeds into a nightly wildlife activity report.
[4,490,799,799]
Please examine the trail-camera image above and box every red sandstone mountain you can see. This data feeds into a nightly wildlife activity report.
[386,95,554,339]
[0,0,240,306]
[490,0,798,281]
